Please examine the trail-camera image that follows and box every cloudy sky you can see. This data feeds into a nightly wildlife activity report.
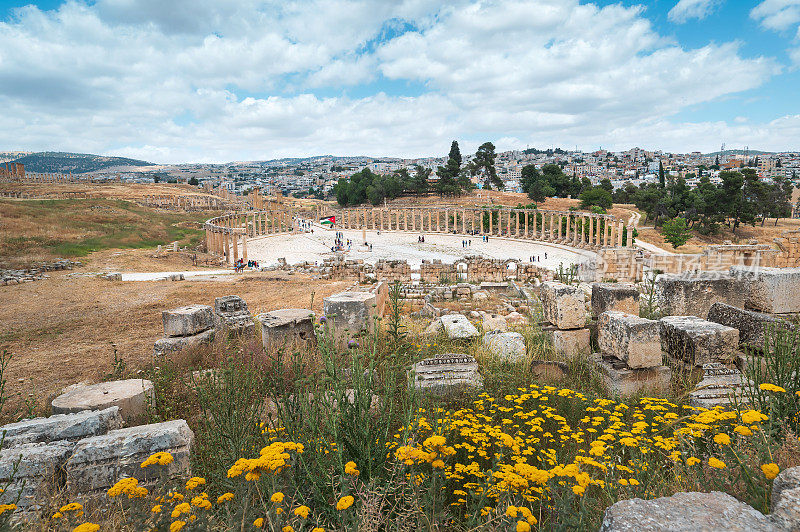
[0,0,798,163]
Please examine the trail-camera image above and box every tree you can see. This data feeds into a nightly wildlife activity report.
[435,141,464,196]
[188,176,199,186]
[579,187,613,210]
[599,178,613,193]
[472,142,502,190]
[661,217,692,249]
[448,141,462,167]
[409,165,430,195]
[658,160,665,189]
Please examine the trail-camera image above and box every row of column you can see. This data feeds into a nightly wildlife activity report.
[205,208,296,264]
[331,208,630,248]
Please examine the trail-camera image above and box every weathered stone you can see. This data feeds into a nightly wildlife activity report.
[409,353,483,395]
[323,291,377,336]
[51,380,154,425]
[483,331,526,362]
[440,314,480,339]
[153,328,215,358]
[592,283,640,316]
[654,272,745,318]
[599,491,772,532]
[482,313,508,332]
[0,407,122,448]
[771,465,800,514]
[688,363,748,409]
[660,315,739,366]
[162,305,214,337]
[540,282,586,329]
[505,311,528,326]
[731,265,800,314]
[530,360,570,381]
[213,295,254,336]
[258,308,316,350]
[105,272,122,281]
[0,441,75,513]
[65,420,194,495]
[708,302,790,352]
[591,353,671,396]
[598,311,662,369]
[542,325,590,357]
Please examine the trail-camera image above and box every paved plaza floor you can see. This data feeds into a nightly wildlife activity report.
[243,225,597,270]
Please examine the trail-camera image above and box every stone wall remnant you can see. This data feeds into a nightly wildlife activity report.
[654,273,745,318]
[591,282,640,316]
[659,315,739,366]
[51,380,154,425]
[730,265,800,314]
[598,311,662,369]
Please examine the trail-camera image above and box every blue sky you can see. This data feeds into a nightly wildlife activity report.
[0,0,798,163]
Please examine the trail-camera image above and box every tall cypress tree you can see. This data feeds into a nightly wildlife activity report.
[658,160,665,189]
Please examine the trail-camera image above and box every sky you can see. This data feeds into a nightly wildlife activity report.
[0,0,798,164]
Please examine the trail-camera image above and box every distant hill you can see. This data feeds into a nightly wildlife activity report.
[10,152,154,174]
[703,149,774,157]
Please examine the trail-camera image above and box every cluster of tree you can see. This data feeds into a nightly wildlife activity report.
[612,168,794,235]
[334,140,503,206]
[523,147,566,156]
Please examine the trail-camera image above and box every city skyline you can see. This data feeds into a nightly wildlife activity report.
[0,0,798,163]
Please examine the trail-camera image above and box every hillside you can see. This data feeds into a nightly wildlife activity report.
[10,151,154,174]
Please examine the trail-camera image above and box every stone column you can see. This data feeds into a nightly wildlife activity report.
[462,209,466,234]
[565,214,571,241]
[489,210,493,235]
[557,215,563,241]
[242,235,248,261]
[626,224,632,247]
[525,211,529,238]
[232,234,239,264]
[506,210,511,236]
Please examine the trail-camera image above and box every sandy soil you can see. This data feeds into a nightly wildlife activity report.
[0,268,350,411]
[0,182,219,200]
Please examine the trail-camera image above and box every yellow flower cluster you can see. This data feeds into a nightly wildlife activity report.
[336,495,354,510]
[227,441,305,481]
[141,451,174,468]
[344,461,360,476]
[759,383,787,393]
[107,477,148,499]
[71,524,100,532]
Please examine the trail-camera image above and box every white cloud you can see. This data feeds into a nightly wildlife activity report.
[751,0,800,65]
[667,0,722,23]
[0,0,791,163]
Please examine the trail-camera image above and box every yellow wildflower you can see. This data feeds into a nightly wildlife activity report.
[185,477,206,490]
[152,505,162,513]
[254,518,264,528]
[336,495,355,510]
[172,503,191,519]
[271,492,285,504]
[708,457,726,469]
[686,457,701,466]
[141,451,174,468]
[505,505,518,518]
[217,492,234,503]
[283,527,294,532]
[344,461,360,476]
[761,463,779,480]
[759,383,786,393]
[72,525,100,532]
[294,505,311,519]
[170,521,186,532]
[517,521,531,532]
[713,433,731,446]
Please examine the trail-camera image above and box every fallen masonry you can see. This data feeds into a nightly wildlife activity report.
[0,407,123,448]
[600,466,800,531]
[730,265,800,314]
[659,315,739,366]
[688,362,748,409]
[153,328,215,358]
[409,353,483,395]
[214,295,254,336]
[591,353,671,397]
[258,308,316,350]
[51,379,154,425]
[542,325,591,357]
[598,311,662,369]
[162,305,214,338]
[654,272,745,318]
[483,330,526,362]
[439,314,480,340]
[540,281,587,330]
[323,290,378,336]
[707,302,791,352]
[591,282,640,316]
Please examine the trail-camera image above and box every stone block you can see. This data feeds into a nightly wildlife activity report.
[213,295,254,336]
[599,491,772,532]
[482,313,508,332]
[162,305,213,337]
[65,420,194,495]
[591,354,671,397]
[654,273,745,318]
[409,353,483,396]
[153,328,215,358]
[591,283,640,316]
[540,281,586,329]
[543,325,590,357]
[51,380,154,425]
[731,265,800,314]
[688,362,748,409]
[660,315,739,366]
[258,308,316,350]
[0,441,75,512]
[0,407,122,448]
[483,331,526,362]
[323,291,377,336]
[440,314,479,339]
[708,302,791,352]
[598,311,662,369]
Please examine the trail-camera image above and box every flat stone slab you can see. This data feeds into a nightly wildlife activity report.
[543,325,590,357]
[688,363,748,409]
[599,491,773,532]
[257,308,316,350]
[708,302,790,352]
[654,272,745,318]
[409,353,483,395]
[483,331,526,362]
[52,379,154,425]
[153,328,215,358]
[65,420,194,495]
[0,407,122,449]
[598,311,662,369]
[660,315,739,366]
[592,283,640,316]
[591,353,671,397]
[481,313,508,332]
[541,281,586,329]
[0,441,75,513]
[323,291,377,335]
[162,304,213,337]
[731,265,800,314]
[440,314,479,339]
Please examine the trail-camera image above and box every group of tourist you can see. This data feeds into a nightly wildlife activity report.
[461,239,472,248]
[529,253,547,263]
[234,259,260,272]
[417,235,426,243]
